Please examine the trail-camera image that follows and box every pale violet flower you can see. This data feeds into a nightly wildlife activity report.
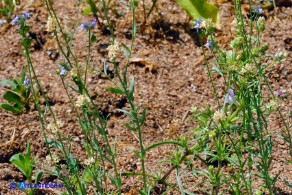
[60,67,66,77]
[89,19,97,28]
[257,6,264,14]
[23,12,31,19]
[204,41,212,49]
[24,77,30,87]
[11,16,20,25]
[79,22,88,30]
[11,12,31,26]
[79,19,97,31]
[226,89,235,104]
[193,18,203,31]
[213,110,225,123]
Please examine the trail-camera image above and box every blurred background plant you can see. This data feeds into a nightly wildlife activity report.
[0,0,16,18]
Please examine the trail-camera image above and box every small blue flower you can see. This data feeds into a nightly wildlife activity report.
[226,89,235,104]
[204,41,212,49]
[11,12,30,26]
[23,12,30,19]
[79,22,88,31]
[257,6,264,14]
[24,77,30,87]
[11,16,20,25]
[89,18,97,28]
[194,18,203,31]
[60,67,66,77]
[79,18,96,31]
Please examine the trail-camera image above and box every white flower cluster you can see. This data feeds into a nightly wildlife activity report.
[83,157,95,166]
[107,40,120,59]
[213,110,225,123]
[46,153,60,166]
[76,94,90,107]
[47,120,63,134]
[46,15,59,32]
[257,16,265,32]
[240,63,255,74]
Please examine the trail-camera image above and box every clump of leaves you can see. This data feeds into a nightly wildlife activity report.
[10,143,43,194]
[0,66,32,114]
[0,0,15,18]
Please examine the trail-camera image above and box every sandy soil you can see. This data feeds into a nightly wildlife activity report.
[0,0,291,194]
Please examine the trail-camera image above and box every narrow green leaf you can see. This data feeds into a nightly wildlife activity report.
[21,66,26,83]
[213,65,223,76]
[176,169,185,195]
[133,150,141,159]
[140,108,147,125]
[25,142,31,160]
[106,87,124,95]
[109,176,119,188]
[121,43,131,60]
[129,76,135,101]
[35,170,43,184]
[138,190,147,195]
[117,109,135,121]
[124,123,137,132]
[46,139,63,149]
[132,18,137,37]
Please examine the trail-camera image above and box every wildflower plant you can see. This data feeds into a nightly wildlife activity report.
[10,143,43,195]
[0,66,32,114]
[188,0,290,194]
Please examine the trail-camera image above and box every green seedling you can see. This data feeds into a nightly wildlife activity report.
[0,67,32,114]
[10,143,43,195]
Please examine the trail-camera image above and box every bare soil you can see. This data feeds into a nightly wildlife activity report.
[0,0,291,194]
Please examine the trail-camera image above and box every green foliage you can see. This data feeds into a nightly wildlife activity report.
[177,0,220,29]
[83,0,98,16]
[10,143,43,194]
[187,0,289,193]
[0,0,15,18]
[8,0,289,194]
[10,143,34,180]
[0,67,31,114]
